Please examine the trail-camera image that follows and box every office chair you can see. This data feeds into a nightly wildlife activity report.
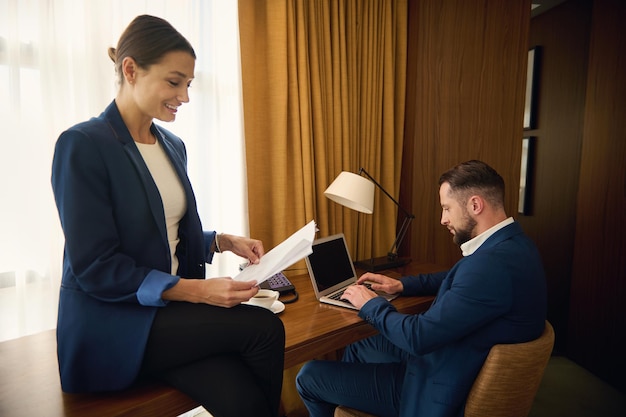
[335,321,555,417]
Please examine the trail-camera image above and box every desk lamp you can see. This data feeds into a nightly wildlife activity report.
[324,168,414,271]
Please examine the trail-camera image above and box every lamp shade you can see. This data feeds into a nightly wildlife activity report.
[324,171,375,214]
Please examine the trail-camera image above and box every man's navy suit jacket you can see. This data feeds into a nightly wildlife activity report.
[51,101,214,393]
[359,221,547,417]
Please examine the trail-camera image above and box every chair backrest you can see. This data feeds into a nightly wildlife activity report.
[464,320,555,417]
[334,407,376,417]
[335,321,555,417]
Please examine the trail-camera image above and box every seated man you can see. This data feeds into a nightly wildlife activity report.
[296,160,547,417]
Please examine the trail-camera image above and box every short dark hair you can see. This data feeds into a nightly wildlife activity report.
[107,15,196,85]
[438,160,505,208]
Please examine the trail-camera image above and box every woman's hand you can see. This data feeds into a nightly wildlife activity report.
[217,234,265,264]
[162,277,259,308]
[357,272,404,295]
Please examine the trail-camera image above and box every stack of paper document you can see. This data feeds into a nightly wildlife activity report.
[233,220,317,284]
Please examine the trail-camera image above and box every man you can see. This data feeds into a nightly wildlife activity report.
[296,160,547,417]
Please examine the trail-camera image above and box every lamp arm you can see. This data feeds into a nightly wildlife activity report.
[358,168,413,218]
[388,215,414,258]
[357,168,415,259]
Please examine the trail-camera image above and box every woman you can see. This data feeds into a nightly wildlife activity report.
[51,15,284,417]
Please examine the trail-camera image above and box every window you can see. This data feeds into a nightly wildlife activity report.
[0,0,247,341]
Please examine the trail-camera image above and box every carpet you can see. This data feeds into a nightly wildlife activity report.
[529,356,626,417]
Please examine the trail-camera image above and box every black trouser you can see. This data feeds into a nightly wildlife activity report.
[140,302,285,417]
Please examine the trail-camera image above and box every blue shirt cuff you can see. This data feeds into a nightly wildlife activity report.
[137,270,180,307]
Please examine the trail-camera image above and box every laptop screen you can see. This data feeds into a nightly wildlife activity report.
[306,234,356,293]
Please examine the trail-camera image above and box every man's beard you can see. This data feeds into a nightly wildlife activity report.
[452,212,477,246]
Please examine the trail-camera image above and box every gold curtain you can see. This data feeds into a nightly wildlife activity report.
[238,0,407,264]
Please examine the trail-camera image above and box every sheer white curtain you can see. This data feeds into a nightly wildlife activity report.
[0,0,248,342]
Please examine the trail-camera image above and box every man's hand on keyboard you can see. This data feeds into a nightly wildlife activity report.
[340,283,378,310]
[357,272,404,295]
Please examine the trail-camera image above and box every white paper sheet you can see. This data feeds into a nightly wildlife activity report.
[233,220,317,284]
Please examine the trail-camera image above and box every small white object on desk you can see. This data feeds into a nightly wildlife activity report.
[243,293,285,314]
[245,289,279,309]
[269,300,285,314]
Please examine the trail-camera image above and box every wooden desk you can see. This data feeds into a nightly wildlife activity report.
[281,262,441,368]
[0,262,443,416]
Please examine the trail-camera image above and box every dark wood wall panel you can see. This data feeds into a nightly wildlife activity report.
[518,0,592,352]
[402,0,626,394]
[403,0,530,267]
[568,0,626,393]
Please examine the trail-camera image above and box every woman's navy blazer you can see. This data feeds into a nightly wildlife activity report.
[51,101,214,393]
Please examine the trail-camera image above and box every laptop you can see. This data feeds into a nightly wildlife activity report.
[305,233,398,310]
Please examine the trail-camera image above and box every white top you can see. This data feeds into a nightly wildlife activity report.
[136,140,187,275]
[460,217,514,257]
